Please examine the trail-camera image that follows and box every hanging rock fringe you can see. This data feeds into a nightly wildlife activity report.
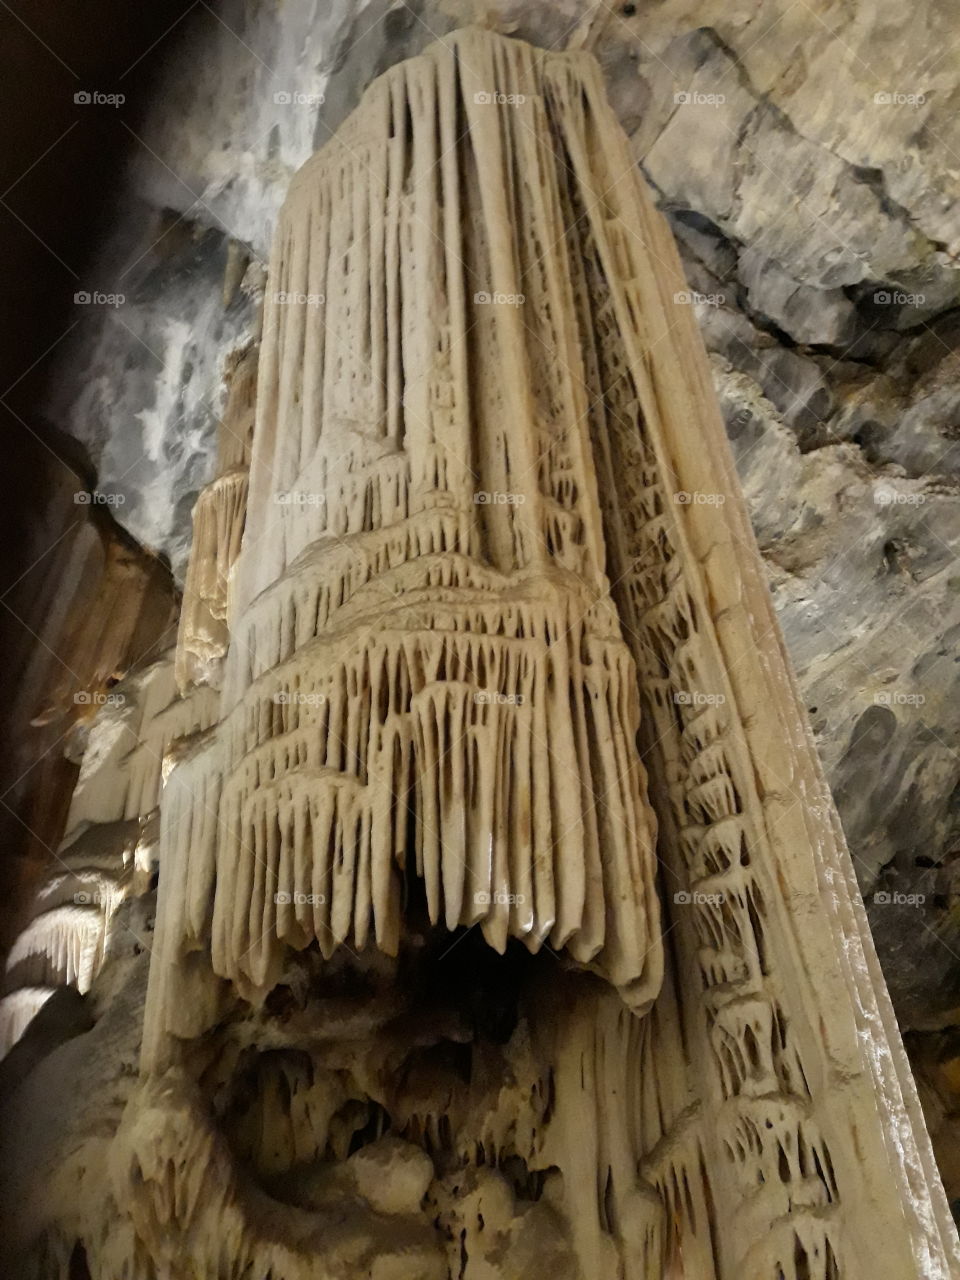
[150,26,669,1034]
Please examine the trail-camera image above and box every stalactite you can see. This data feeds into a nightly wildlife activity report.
[0,988,55,1061]
[148,27,668,1039]
[0,654,217,1063]
[176,344,258,694]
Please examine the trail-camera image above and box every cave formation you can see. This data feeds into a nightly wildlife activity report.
[0,26,957,1280]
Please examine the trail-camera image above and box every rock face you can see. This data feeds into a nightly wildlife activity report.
[38,2,960,1025]
[3,28,958,1280]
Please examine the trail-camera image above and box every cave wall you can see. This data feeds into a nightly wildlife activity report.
[5,0,960,1210]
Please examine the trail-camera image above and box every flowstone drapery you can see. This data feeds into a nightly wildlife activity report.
[1,25,957,1280]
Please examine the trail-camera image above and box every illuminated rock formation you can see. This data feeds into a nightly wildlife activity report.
[145,26,667,1030]
[175,343,257,694]
[0,654,218,1059]
[1,26,957,1280]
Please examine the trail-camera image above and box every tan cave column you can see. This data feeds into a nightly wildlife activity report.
[175,343,258,694]
[127,26,960,1280]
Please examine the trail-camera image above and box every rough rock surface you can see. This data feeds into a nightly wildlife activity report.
[39,0,960,1146]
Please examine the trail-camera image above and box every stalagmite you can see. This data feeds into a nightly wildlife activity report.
[1,26,957,1280]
